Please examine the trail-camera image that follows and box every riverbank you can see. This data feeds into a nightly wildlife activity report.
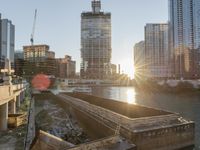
[135,80,200,94]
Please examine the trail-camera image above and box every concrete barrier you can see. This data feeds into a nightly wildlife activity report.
[31,130,74,150]
[58,93,195,150]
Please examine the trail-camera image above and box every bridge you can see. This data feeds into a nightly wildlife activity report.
[0,83,27,131]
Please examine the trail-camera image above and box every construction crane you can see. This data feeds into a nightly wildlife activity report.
[30,9,37,46]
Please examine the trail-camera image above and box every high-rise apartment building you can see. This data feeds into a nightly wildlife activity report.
[145,24,170,79]
[81,0,112,79]
[134,41,145,79]
[169,0,200,79]
[0,14,15,69]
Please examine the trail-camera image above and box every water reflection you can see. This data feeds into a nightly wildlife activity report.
[126,89,136,104]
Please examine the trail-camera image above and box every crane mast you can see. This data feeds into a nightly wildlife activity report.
[30,9,37,46]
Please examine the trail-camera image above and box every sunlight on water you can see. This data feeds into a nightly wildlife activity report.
[126,89,136,104]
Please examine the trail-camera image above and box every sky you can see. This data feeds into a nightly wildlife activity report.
[0,0,168,78]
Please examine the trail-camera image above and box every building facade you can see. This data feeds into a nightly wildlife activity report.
[169,0,200,79]
[23,45,53,61]
[56,55,76,79]
[0,14,15,69]
[23,45,56,77]
[145,24,170,79]
[134,41,145,79]
[81,0,112,79]
[111,64,117,75]
[14,50,25,77]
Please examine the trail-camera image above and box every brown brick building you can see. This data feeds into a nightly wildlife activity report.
[23,45,56,77]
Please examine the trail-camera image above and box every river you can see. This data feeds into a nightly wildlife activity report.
[92,86,200,149]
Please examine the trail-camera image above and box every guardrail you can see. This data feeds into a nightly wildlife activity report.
[13,83,27,91]
[0,85,11,100]
[0,84,26,105]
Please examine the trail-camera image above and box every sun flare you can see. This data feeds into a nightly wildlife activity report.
[126,89,136,104]
[124,66,135,79]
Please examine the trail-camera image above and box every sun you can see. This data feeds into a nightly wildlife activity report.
[132,66,135,79]
[127,89,136,104]
[119,59,135,79]
[125,66,135,79]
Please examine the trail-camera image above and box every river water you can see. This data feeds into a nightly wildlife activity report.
[92,86,200,149]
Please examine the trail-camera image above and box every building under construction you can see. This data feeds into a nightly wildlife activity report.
[81,0,112,79]
[23,45,56,78]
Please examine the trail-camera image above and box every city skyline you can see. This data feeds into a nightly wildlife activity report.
[0,1,199,149]
[0,0,168,78]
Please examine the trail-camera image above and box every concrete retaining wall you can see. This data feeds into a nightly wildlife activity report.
[132,123,195,150]
[64,93,171,118]
[62,93,195,150]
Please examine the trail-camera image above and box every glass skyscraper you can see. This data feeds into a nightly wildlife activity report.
[0,14,15,69]
[169,0,200,79]
[81,0,112,79]
[134,41,145,79]
[145,24,170,79]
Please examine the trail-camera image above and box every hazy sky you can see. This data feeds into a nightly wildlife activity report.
[0,0,168,77]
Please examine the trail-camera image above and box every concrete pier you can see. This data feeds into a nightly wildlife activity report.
[17,95,21,109]
[22,91,25,101]
[8,99,16,114]
[0,103,8,131]
[20,91,25,103]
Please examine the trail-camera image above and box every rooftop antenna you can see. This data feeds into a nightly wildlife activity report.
[92,0,101,13]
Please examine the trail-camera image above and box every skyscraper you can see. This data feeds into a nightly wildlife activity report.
[81,0,112,79]
[0,14,15,69]
[169,0,200,79]
[134,41,145,79]
[145,24,170,79]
